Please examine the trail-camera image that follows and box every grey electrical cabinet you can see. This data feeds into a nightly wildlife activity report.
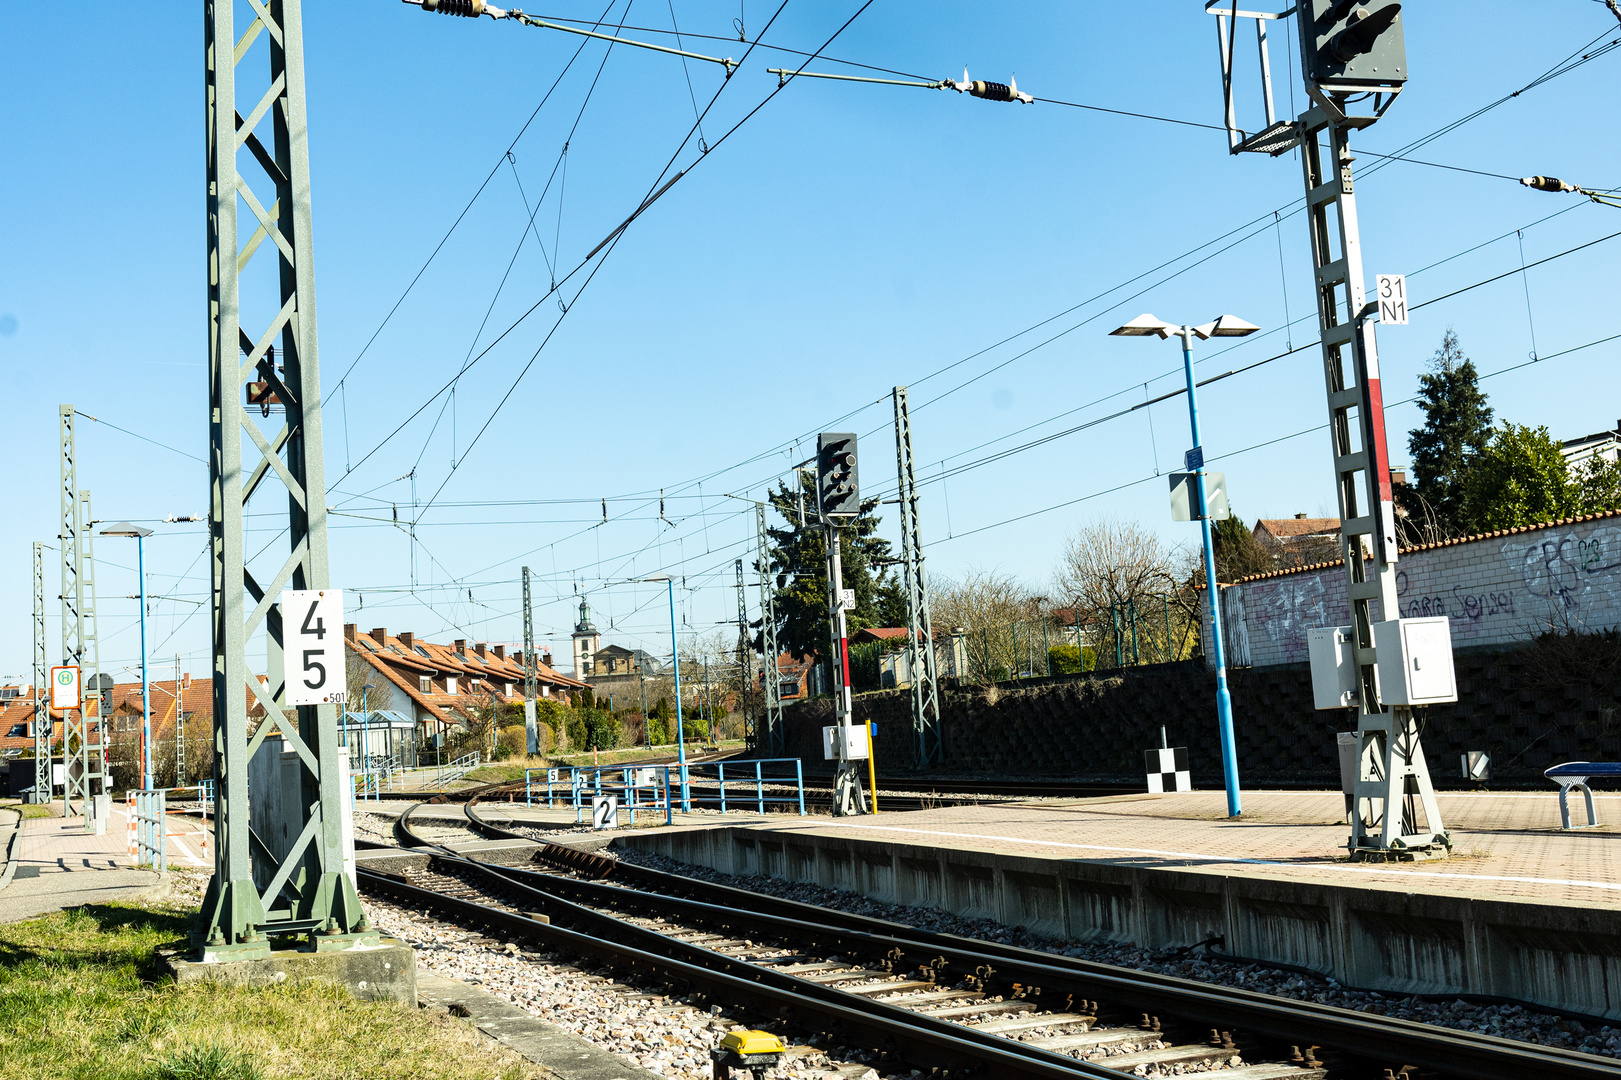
[1307,625,1358,710]
[1373,617,1457,706]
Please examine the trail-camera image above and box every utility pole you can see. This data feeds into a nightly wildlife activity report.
[174,655,185,788]
[58,408,105,831]
[817,433,868,816]
[734,558,753,750]
[31,542,48,804]
[1210,2,1449,859]
[522,566,538,755]
[755,504,785,757]
[892,387,942,770]
[202,0,373,959]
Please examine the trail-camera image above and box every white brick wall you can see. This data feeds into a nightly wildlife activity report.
[1205,514,1621,668]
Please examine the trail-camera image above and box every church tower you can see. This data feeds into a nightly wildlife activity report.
[570,597,600,678]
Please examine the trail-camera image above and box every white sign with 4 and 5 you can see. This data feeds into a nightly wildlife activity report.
[280,589,347,707]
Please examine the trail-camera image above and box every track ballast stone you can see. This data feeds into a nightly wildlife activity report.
[614,848,1621,1058]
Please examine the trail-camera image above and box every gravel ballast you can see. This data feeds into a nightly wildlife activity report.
[614,847,1621,1059]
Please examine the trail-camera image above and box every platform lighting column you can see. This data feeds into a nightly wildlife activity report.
[1110,314,1259,818]
[361,682,374,793]
[645,574,687,810]
[101,523,155,790]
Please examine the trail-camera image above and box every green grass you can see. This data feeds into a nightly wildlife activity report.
[0,902,539,1080]
[548,739,745,769]
[463,739,748,780]
[0,800,54,820]
[461,763,535,785]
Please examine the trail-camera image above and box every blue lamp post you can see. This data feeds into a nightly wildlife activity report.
[101,522,155,791]
[1109,313,1259,818]
[644,573,688,811]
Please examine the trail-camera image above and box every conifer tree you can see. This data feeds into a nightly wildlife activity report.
[757,472,906,666]
[1406,330,1493,536]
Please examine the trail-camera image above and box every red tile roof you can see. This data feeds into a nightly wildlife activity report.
[1254,517,1341,542]
[344,624,585,729]
[1225,507,1621,585]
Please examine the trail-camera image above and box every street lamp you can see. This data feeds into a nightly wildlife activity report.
[643,573,688,811]
[100,522,155,791]
[361,682,377,795]
[1109,313,1258,818]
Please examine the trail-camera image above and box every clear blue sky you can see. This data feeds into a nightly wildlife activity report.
[2,1,1617,680]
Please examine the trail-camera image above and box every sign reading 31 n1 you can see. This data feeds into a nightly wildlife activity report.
[1376,274,1408,325]
[280,589,347,707]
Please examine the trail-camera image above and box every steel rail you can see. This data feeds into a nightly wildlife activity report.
[454,801,1621,1080]
[356,858,1115,1079]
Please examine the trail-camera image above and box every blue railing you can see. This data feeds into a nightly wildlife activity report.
[525,758,805,826]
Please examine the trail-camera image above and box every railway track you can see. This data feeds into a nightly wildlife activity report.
[366,801,1621,1080]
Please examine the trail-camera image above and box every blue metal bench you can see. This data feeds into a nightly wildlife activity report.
[1544,762,1621,829]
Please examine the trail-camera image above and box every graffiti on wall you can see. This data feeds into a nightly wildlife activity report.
[1506,524,1621,632]
[1223,516,1621,667]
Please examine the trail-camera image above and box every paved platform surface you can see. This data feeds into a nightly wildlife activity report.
[736,789,1621,906]
[0,803,177,922]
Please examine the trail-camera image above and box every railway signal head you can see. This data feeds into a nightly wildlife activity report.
[816,433,860,523]
[1302,1,1407,94]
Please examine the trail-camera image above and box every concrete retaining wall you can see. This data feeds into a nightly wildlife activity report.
[784,631,1621,786]
[617,824,1621,1019]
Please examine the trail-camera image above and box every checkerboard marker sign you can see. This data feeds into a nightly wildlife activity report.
[1145,747,1192,794]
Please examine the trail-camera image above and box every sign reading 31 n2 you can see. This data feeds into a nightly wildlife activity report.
[280,589,347,707]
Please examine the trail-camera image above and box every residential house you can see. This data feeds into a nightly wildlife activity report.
[847,628,970,686]
[344,624,586,750]
[1253,514,1341,550]
[592,644,660,677]
[0,687,40,755]
[101,674,213,746]
[583,643,665,704]
[766,653,816,700]
[1562,420,1621,471]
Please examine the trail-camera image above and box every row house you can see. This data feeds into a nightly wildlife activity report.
[344,624,587,749]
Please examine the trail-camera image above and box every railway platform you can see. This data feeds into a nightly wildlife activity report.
[615,788,1621,1021]
[0,802,179,923]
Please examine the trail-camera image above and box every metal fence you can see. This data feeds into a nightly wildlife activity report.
[948,594,1202,684]
[126,789,166,871]
[525,757,806,825]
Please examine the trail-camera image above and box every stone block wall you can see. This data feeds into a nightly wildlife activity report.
[784,633,1621,786]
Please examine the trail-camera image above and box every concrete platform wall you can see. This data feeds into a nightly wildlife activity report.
[618,825,1621,1020]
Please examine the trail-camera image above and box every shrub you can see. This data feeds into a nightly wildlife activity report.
[1048,644,1095,674]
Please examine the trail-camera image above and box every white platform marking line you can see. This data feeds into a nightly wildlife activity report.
[836,824,1621,892]
[169,830,206,867]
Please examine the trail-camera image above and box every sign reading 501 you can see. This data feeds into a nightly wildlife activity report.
[280,589,347,707]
